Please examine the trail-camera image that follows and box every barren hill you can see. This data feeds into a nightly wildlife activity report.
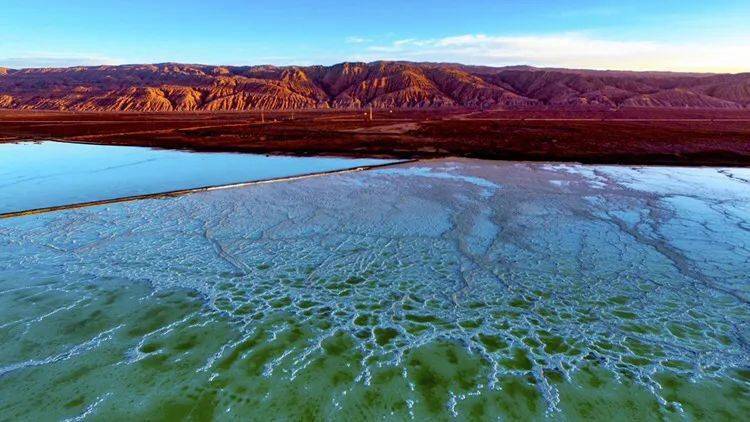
[1,61,748,111]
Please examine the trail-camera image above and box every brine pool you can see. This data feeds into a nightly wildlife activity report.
[0,158,748,420]
[0,141,399,214]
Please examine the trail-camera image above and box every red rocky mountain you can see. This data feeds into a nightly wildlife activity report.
[1,61,748,111]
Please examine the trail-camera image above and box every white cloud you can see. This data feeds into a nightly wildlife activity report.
[359,33,750,73]
[345,36,371,44]
[0,54,123,69]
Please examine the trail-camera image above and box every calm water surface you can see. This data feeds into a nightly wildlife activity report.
[0,158,749,420]
[0,141,399,213]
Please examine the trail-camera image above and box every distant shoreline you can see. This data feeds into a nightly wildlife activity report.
[2,109,750,167]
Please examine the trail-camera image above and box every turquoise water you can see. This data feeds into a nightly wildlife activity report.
[0,141,399,213]
[0,159,748,420]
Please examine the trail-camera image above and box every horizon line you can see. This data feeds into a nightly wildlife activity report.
[3,60,747,76]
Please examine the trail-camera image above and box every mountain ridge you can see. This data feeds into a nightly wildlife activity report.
[1,61,749,111]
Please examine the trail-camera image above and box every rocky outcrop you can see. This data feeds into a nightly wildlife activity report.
[0,61,748,111]
[622,89,743,109]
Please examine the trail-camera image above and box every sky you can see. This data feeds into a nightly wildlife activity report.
[1,0,749,72]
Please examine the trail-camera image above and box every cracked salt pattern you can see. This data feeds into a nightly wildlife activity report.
[0,159,749,419]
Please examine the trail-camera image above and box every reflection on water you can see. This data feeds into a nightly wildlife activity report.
[0,141,399,213]
[0,159,748,419]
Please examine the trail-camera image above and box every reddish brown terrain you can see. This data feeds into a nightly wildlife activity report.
[2,61,750,165]
[3,108,750,166]
[1,61,749,111]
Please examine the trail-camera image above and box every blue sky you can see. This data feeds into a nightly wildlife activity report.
[1,0,749,72]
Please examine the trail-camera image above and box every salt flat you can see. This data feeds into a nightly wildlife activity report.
[1,159,748,419]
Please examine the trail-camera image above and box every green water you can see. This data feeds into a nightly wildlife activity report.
[1,160,748,420]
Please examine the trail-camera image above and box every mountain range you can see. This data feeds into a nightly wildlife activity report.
[1,61,749,111]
